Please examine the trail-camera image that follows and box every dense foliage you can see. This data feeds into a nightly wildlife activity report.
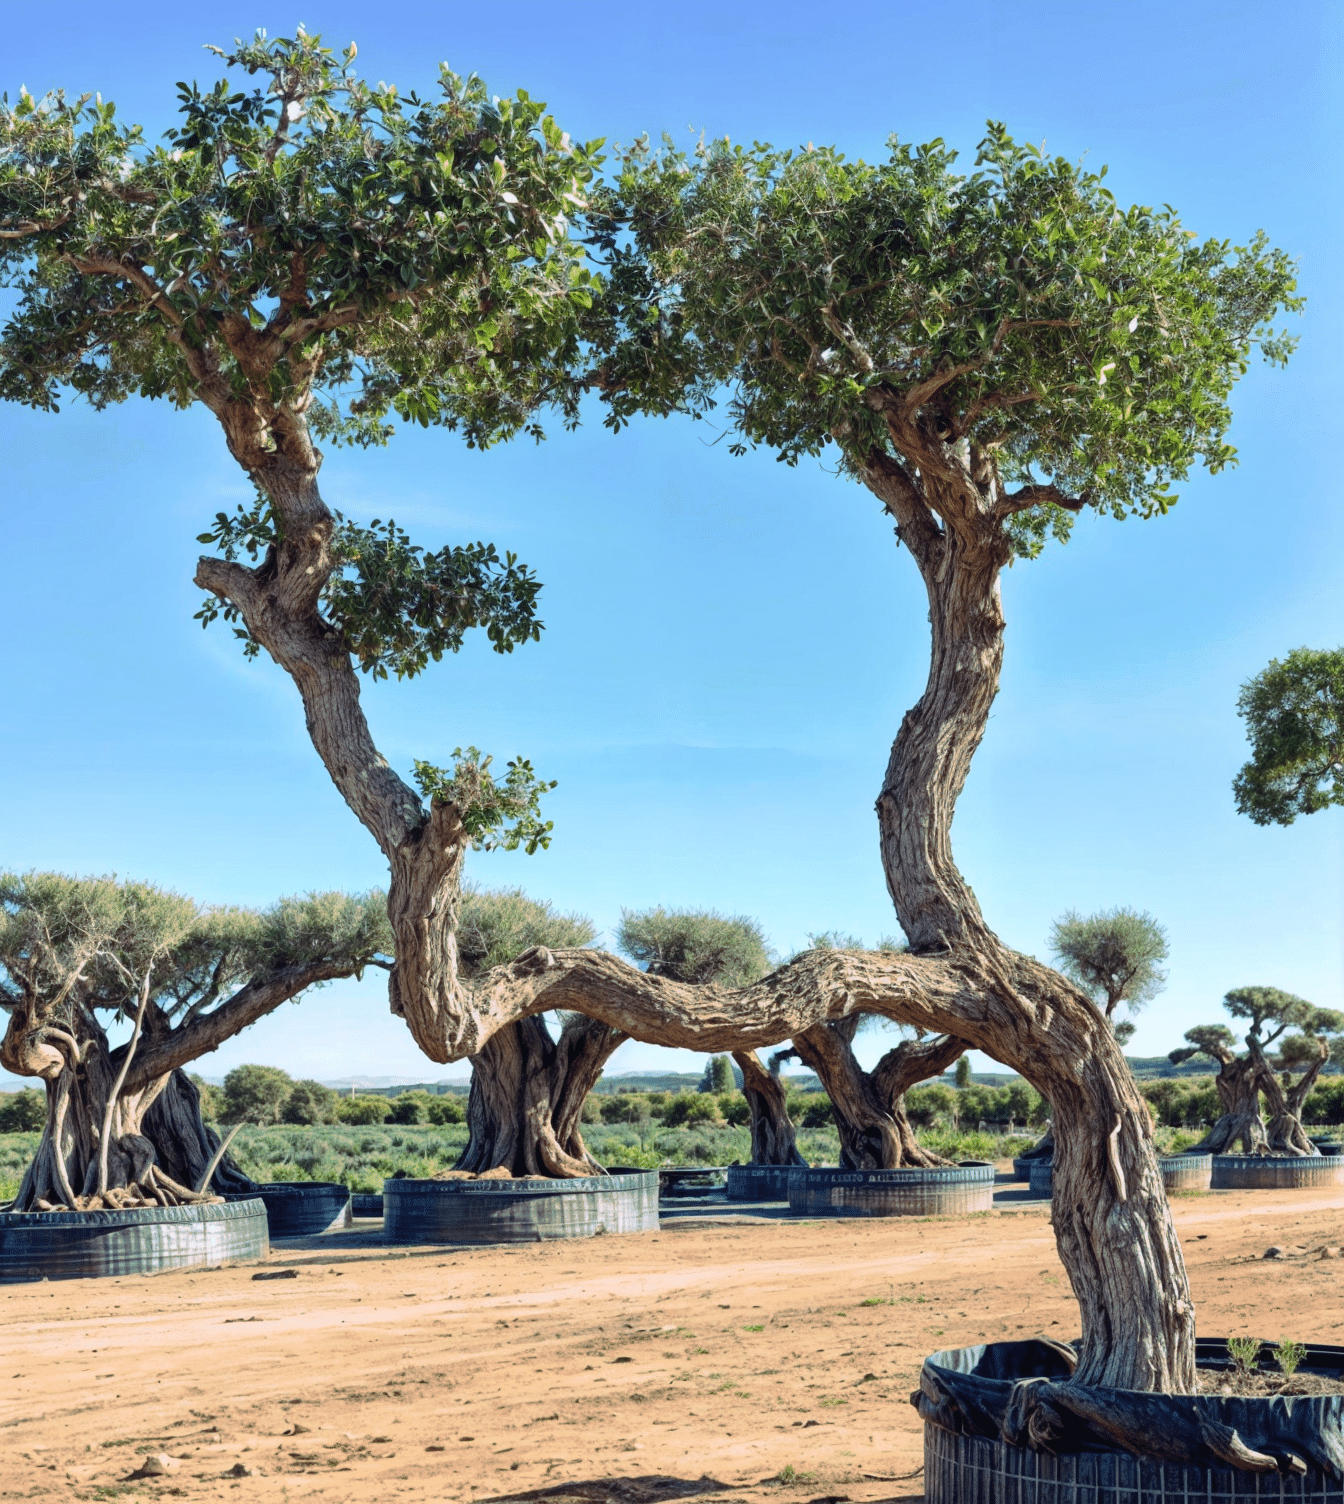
[617,907,772,987]
[454,884,596,976]
[1233,648,1344,825]
[1050,907,1169,1018]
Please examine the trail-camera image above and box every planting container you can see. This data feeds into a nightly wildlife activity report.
[919,1337,1344,1503]
[0,1198,267,1283]
[226,1181,352,1236]
[657,1166,728,1198]
[787,1161,995,1217]
[1028,1158,1053,1197]
[1159,1152,1212,1192]
[1211,1154,1344,1190]
[725,1164,795,1201]
[351,1193,384,1217]
[383,1170,659,1244]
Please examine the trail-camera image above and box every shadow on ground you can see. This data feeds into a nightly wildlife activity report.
[479,1473,923,1504]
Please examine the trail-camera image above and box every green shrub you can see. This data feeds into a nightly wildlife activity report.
[796,1095,833,1129]
[189,1074,222,1120]
[662,1092,722,1127]
[0,1090,46,1132]
[426,1095,466,1125]
[601,1093,651,1125]
[336,1096,389,1125]
[718,1093,750,1127]
[580,1093,602,1124]
[282,1079,338,1125]
[906,1083,956,1128]
[223,1064,295,1125]
[388,1094,426,1125]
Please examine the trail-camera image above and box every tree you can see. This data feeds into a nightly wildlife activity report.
[954,1056,972,1089]
[505,120,1298,1396]
[0,873,390,1209]
[452,885,607,1176]
[0,1091,47,1132]
[773,934,966,1169]
[1171,989,1344,1155]
[336,1096,389,1125]
[222,1064,294,1125]
[0,31,600,1066]
[282,1078,338,1125]
[1050,908,1169,1020]
[1233,648,1344,825]
[699,1055,734,1093]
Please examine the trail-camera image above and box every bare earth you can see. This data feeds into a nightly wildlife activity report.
[4,1178,1343,1504]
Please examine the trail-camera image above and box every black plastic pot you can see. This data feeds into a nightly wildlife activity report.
[1027,1158,1053,1197]
[919,1338,1344,1502]
[1159,1152,1212,1192]
[725,1164,795,1201]
[1311,1138,1343,1156]
[0,1199,268,1283]
[351,1193,384,1217]
[1211,1154,1344,1190]
[383,1170,659,1244]
[788,1161,995,1217]
[1011,1155,1038,1181]
[226,1182,352,1236]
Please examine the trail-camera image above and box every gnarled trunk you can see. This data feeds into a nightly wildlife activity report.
[1189,1054,1268,1155]
[1257,1042,1326,1156]
[453,1014,628,1178]
[732,1049,805,1166]
[788,1020,962,1169]
[1,1005,232,1211]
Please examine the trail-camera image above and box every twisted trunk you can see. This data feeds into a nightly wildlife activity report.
[1188,1051,1268,1155]
[732,1049,806,1166]
[1256,1038,1326,1156]
[789,1020,963,1169]
[453,1014,628,1178]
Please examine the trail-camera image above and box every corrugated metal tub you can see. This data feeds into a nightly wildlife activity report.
[1211,1154,1344,1189]
[725,1164,795,1201]
[788,1162,995,1217]
[383,1171,659,1244]
[0,1199,268,1283]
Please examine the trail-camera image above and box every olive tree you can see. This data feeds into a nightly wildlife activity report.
[543,123,1300,1395]
[1233,647,1344,825]
[0,872,389,1210]
[1173,987,1344,1155]
[1051,908,1168,1021]
[0,30,598,1067]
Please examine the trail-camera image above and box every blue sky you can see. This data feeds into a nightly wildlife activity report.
[2,0,1341,1087]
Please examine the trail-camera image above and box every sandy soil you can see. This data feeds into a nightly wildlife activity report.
[3,1178,1343,1504]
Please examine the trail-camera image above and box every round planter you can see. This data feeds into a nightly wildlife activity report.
[920,1338,1344,1503]
[1159,1152,1211,1192]
[787,1162,994,1218]
[1311,1138,1343,1156]
[1211,1154,1344,1190]
[1011,1155,1043,1182]
[658,1166,727,1198]
[1027,1158,1053,1197]
[383,1171,659,1245]
[226,1182,352,1236]
[725,1164,795,1201]
[0,1199,267,1283]
[350,1193,384,1218]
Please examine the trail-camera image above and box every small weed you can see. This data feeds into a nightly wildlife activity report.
[819,1396,847,1407]
[743,1324,764,1332]
[834,1310,847,1316]
[773,1465,816,1485]
[1227,1337,1262,1374]
[692,1347,710,1355]
[1273,1339,1307,1377]
[859,1297,887,1307]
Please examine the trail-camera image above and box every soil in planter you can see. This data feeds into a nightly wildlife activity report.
[1194,1368,1344,1396]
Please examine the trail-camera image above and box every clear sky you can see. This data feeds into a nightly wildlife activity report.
[2,0,1341,1088]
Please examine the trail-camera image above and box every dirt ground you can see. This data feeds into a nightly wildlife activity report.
[3,1178,1343,1504]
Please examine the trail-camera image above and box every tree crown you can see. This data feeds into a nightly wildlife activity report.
[590,124,1300,557]
[1233,647,1344,826]
[455,883,595,977]
[616,907,772,987]
[1050,906,1169,1017]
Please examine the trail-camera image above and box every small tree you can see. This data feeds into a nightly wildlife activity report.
[222,1064,294,1125]
[1050,908,1169,1021]
[1234,648,1344,825]
[282,1079,338,1125]
[0,1091,46,1132]
[698,1055,734,1093]
[336,1096,389,1126]
[0,873,389,1209]
[954,1056,973,1089]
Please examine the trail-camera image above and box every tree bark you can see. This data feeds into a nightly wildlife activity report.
[787,1021,962,1169]
[732,1049,805,1166]
[452,1014,628,1178]
[1255,1039,1325,1156]
[1188,1050,1269,1155]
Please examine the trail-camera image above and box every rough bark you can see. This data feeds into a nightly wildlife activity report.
[786,1020,964,1169]
[732,1049,805,1166]
[1188,1048,1269,1156]
[1256,1040,1326,1157]
[452,1014,628,1178]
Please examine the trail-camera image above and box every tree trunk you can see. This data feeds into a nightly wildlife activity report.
[732,1050,806,1166]
[788,1020,962,1169]
[1189,1055,1268,1155]
[1256,1042,1325,1156]
[1,1006,232,1211]
[453,1014,628,1178]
